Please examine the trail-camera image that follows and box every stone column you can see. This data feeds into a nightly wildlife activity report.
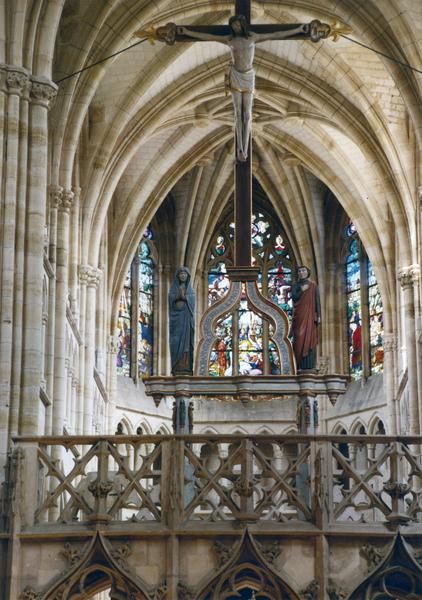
[76,265,89,434]
[40,299,49,391]
[0,66,30,468]
[161,265,172,375]
[71,373,78,431]
[42,187,61,436]
[65,359,72,428]
[10,71,30,441]
[383,333,398,434]
[398,266,420,434]
[83,266,102,433]
[69,186,81,318]
[19,76,57,435]
[106,334,118,434]
[52,189,74,435]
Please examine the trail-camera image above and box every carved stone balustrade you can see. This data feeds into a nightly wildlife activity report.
[2,434,422,600]
[3,434,422,534]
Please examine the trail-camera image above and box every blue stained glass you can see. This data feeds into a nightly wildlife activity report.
[346,261,360,293]
[347,238,359,262]
[345,225,383,378]
[367,259,377,287]
[138,241,154,378]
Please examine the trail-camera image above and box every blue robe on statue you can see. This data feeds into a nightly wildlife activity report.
[169,267,195,375]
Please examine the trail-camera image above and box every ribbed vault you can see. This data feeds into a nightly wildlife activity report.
[6,0,417,344]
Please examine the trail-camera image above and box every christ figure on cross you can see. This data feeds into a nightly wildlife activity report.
[172,16,330,162]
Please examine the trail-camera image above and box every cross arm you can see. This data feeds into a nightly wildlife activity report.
[176,25,231,43]
[252,20,331,43]
[134,23,232,45]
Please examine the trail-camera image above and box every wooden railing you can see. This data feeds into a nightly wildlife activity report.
[3,434,422,532]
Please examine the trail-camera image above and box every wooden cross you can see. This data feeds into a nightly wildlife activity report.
[137,0,336,268]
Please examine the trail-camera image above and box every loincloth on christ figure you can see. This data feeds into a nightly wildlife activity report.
[225,64,255,94]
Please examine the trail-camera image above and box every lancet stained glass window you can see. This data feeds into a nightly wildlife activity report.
[138,241,154,377]
[116,270,132,376]
[346,237,362,378]
[207,208,294,377]
[344,223,383,379]
[116,228,155,379]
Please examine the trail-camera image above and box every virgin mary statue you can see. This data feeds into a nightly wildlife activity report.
[168,266,195,375]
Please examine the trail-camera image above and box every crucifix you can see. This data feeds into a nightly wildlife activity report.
[136,0,338,267]
[138,2,348,433]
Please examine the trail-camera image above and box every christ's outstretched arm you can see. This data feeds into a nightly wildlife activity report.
[253,24,307,43]
[177,26,230,43]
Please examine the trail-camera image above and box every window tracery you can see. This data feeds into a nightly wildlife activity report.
[207,209,295,377]
[208,211,294,314]
[344,223,383,379]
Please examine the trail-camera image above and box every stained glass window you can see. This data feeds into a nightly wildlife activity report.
[209,314,233,376]
[116,270,131,376]
[368,260,384,372]
[207,208,295,377]
[138,241,154,377]
[238,298,264,375]
[344,223,383,379]
[346,237,362,378]
[208,211,294,319]
[116,228,156,379]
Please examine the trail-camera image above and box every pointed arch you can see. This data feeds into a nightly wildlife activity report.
[349,534,422,599]
[43,532,151,600]
[196,529,300,600]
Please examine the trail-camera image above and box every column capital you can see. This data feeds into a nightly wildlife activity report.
[78,264,91,284]
[78,265,103,288]
[78,264,102,288]
[398,264,420,288]
[49,184,63,209]
[59,189,75,213]
[87,267,102,288]
[5,66,30,95]
[30,76,57,108]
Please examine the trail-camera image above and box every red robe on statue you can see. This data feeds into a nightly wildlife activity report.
[292,280,319,369]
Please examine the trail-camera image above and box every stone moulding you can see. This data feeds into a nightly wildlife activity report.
[143,373,349,406]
